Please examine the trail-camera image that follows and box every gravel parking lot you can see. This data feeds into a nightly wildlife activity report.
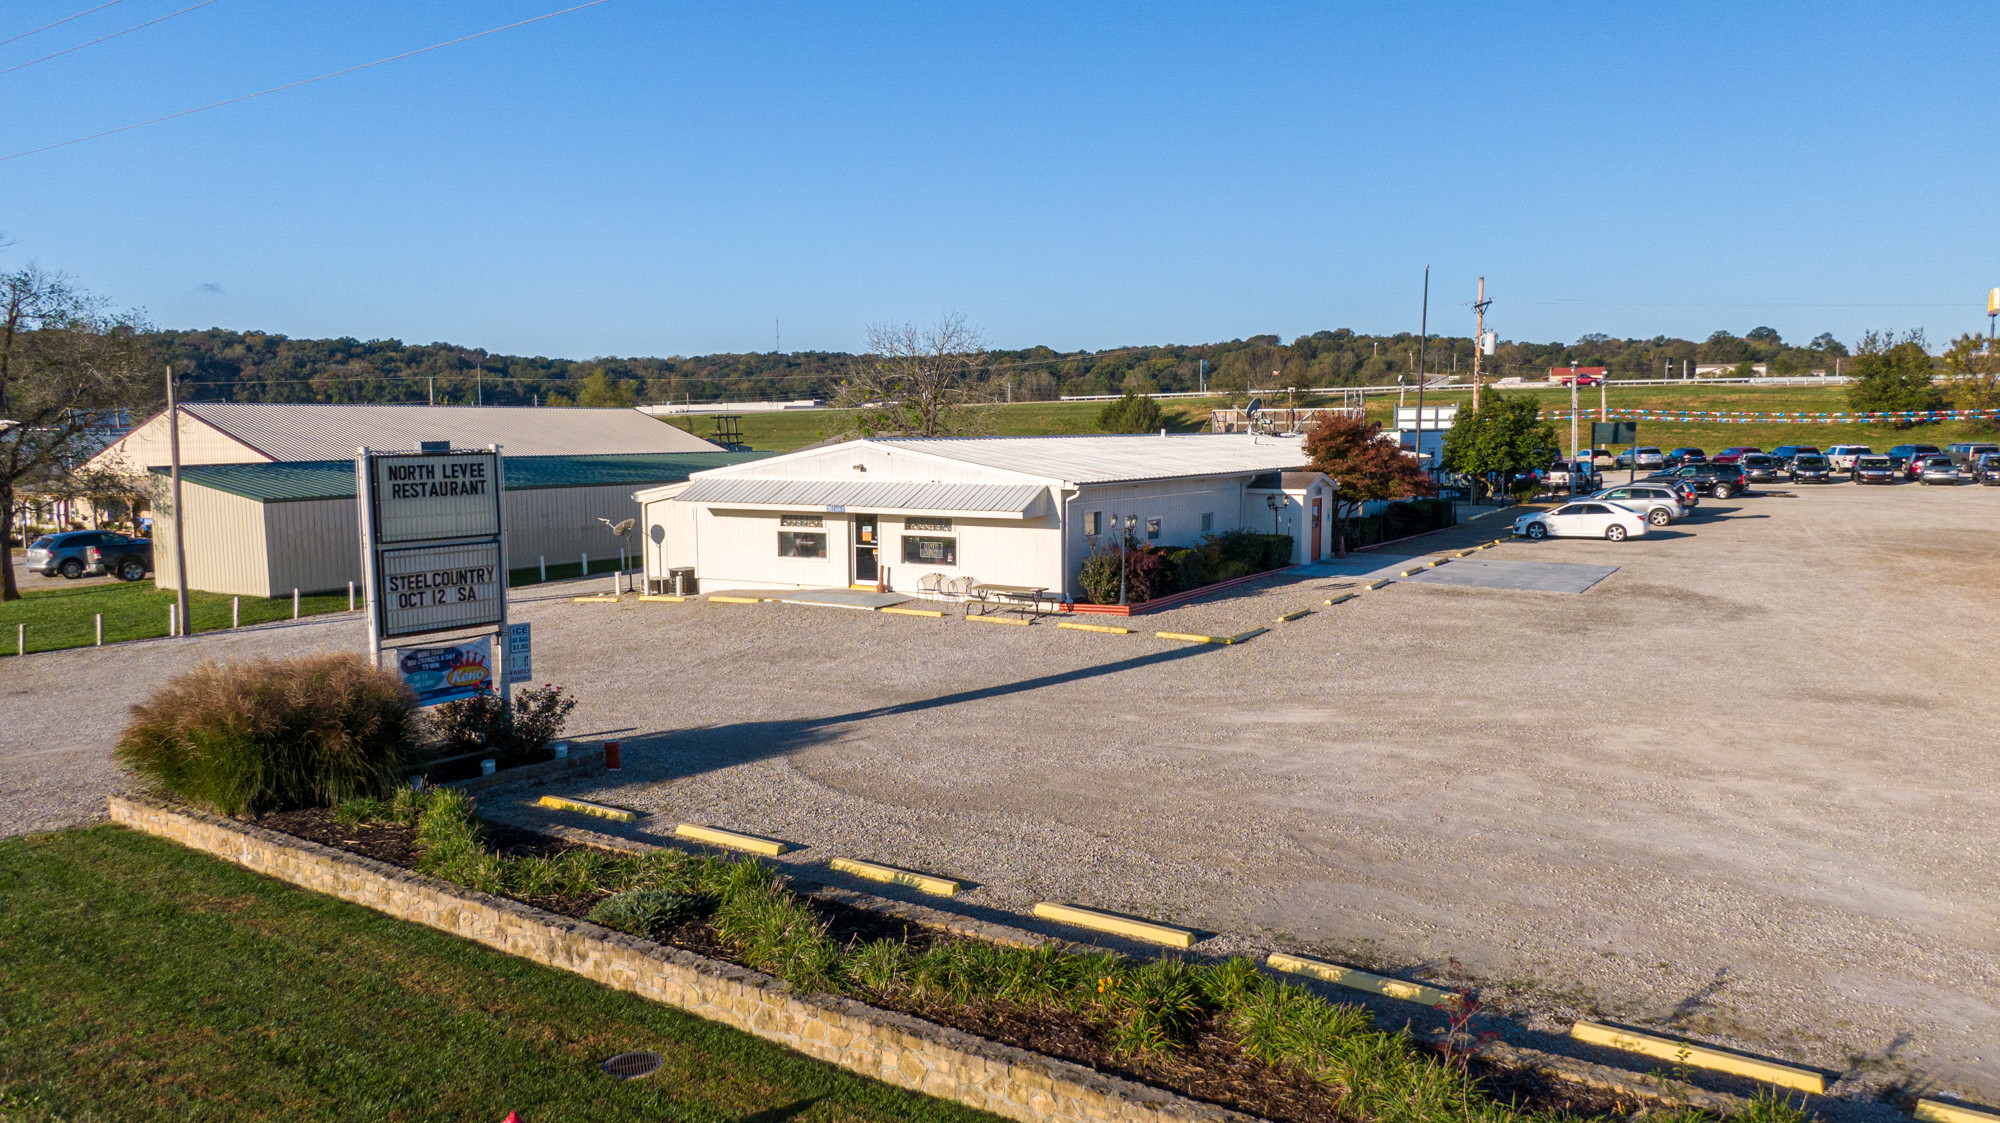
[5,483,1996,1105]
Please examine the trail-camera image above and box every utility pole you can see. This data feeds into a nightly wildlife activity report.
[165,366,190,636]
[1415,266,1430,470]
[1599,376,1607,422]
[428,375,434,405]
[1471,277,1491,410]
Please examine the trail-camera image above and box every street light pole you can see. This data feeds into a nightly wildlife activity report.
[165,365,191,635]
[1415,266,1430,469]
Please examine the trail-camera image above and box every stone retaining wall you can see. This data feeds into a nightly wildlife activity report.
[106,795,1259,1123]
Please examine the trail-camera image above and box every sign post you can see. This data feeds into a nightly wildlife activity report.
[1593,421,1639,484]
[357,443,511,706]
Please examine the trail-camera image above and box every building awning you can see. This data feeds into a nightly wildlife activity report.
[671,478,1048,519]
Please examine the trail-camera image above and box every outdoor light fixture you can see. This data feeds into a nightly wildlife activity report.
[1265,493,1283,534]
[852,464,866,472]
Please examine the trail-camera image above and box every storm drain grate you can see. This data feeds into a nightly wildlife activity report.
[601,1051,664,1080]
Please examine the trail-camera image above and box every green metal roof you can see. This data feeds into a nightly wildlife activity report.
[152,451,775,503]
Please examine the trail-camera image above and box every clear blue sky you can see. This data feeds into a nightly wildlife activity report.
[2,1,1994,359]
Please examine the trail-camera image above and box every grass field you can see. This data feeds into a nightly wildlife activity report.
[707,383,1996,459]
[0,825,996,1123]
[0,581,352,655]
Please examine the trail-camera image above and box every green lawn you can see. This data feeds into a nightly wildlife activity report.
[709,384,1992,456]
[0,825,998,1123]
[0,581,353,656]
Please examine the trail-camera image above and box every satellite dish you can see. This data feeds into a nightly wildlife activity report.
[599,517,636,538]
[1246,397,1263,417]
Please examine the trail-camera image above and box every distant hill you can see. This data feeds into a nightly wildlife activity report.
[147,325,1855,408]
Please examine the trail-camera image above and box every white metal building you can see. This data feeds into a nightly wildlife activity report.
[635,435,1335,602]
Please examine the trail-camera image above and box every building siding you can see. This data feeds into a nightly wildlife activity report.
[152,483,275,597]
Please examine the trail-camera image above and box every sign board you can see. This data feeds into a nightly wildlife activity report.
[378,540,504,638]
[397,637,493,705]
[371,452,500,544]
[358,445,512,703]
[1592,421,1638,445]
[506,622,532,684]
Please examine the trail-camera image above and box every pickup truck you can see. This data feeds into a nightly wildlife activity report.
[1541,458,1600,494]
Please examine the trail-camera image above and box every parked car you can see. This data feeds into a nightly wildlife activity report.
[1588,484,1686,526]
[1851,454,1899,484]
[1664,447,1707,468]
[1513,501,1649,542]
[1542,457,1599,494]
[1946,442,2000,468]
[1614,446,1666,469]
[1788,454,1834,483]
[1918,454,1963,485]
[1712,446,1762,464]
[1648,462,1749,499]
[23,530,152,580]
[1770,445,1822,464]
[1977,452,2000,485]
[1738,453,1785,483]
[1888,444,1942,478]
[1826,445,1873,471]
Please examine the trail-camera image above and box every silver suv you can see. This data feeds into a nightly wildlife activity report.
[1588,484,1687,526]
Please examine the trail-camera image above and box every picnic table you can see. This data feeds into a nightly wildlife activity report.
[966,582,1058,617]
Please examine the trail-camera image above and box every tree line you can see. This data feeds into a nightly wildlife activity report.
[137,322,1915,411]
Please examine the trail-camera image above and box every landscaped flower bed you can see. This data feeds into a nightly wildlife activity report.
[250,790,1797,1123]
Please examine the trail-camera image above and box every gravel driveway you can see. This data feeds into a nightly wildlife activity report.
[5,485,1995,1108]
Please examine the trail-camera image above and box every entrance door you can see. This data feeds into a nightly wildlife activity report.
[1310,497,1323,561]
[852,515,879,585]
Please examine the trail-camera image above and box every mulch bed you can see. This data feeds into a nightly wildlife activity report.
[248,807,1630,1123]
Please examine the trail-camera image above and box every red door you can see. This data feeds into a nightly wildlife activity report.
[1310,497,1323,561]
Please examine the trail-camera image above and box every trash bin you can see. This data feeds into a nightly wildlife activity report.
[668,567,695,596]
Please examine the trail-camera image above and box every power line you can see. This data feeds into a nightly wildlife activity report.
[0,0,616,162]
[0,0,220,78]
[0,0,132,48]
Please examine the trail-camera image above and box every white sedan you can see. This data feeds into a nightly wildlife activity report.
[1513,501,1650,542]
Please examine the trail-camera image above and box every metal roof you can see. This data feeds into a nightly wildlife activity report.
[869,434,1309,485]
[173,403,721,460]
[672,478,1047,517]
[155,451,774,503]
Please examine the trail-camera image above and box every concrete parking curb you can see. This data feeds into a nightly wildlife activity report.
[1031,902,1196,948]
[882,607,947,618]
[1265,952,1458,1008]
[1155,628,1267,646]
[708,595,766,604]
[967,613,1032,626]
[1057,621,1133,634]
[1568,1019,1827,1094]
[1323,593,1356,606]
[536,794,637,823]
[1274,609,1313,622]
[829,857,961,897]
[637,594,689,602]
[1917,1100,2000,1123]
[674,823,791,856]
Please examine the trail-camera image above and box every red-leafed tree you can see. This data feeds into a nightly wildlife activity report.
[1304,414,1435,557]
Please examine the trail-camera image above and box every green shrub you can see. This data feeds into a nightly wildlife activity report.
[585,890,701,937]
[1076,540,1165,604]
[427,684,576,766]
[1160,547,1206,593]
[1253,533,1293,569]
[1096,391,1164,433]
[115,654,418,817]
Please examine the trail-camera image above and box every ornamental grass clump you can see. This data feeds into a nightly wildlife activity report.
[115,654,418,817]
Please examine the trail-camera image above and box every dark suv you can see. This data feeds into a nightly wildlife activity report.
[23,530,153,581]
[1788,454,1833,483]
[1649,462,1750,499]
[1738,453,1785,483]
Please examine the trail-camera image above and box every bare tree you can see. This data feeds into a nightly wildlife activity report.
[1,266,155,601]
[839,314,986,437]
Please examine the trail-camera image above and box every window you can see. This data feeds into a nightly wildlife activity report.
[777,532,826,558]
[1145,517,1161,541]
[902,536,957,565]
[779,514,824,528]
[905,517,952,532]
[1083,511,1101,536]
[1201,512,1213,533]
